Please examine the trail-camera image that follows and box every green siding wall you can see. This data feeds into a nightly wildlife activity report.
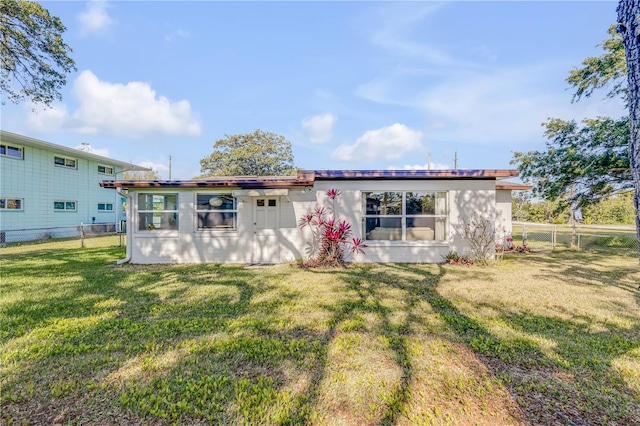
[0,143,124,232]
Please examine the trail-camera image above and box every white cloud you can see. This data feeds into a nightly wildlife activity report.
[390,162,449,170]
[165,29,191,42]
[69,70,201,137]
[74,143,110,157]
[357,65,626,146]
[139,161,169,177]
[332,123,423,163]
[29,70,200,138]
[26,103,68,132]
[301,113,336,144]
[77,1,113,37]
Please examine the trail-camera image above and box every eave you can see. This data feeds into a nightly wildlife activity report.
[312,169,519,180]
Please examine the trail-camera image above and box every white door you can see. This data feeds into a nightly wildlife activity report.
[253,198,280,263]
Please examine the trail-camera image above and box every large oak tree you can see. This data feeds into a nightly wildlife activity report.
[512,25,631,210]
[1,0,76,107]
[199,129,296,177]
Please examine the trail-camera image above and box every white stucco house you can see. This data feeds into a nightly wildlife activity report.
[0,130,149,243]
[102,169,529,264]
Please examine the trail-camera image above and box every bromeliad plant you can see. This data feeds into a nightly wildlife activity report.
[298,189,367,267]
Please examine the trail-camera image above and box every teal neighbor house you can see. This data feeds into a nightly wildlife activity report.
[0,130,149,243]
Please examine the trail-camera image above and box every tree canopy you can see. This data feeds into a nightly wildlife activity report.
[199,130,296,177]
[122,169,162,181]
[0,0,76,107]
[512,25,631,210]
[513,116,631,208]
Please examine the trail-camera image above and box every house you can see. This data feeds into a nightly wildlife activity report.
[101,169,529,264]
[0,130,149,243]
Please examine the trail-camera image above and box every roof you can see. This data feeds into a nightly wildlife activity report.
[313,169,519,180]
[100,169,520,189]
[0,130,150,171]
[496,182,532,191]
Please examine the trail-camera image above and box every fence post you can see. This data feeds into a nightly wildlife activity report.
[522,224,527,247]
[552,225,556,249]
[80,222,85,248]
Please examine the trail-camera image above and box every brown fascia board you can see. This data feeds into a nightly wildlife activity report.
[311,169,519,180]
[496,183,533,191]
[100,177,314,189]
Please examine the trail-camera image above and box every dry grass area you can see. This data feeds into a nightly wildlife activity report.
[1,236,639,425]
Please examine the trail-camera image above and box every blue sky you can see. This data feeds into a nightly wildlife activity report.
[1,1,626,179]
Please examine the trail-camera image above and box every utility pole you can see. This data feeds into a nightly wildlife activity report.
[454,151,458,169]
[168,155,172,180]
[427,152,431,170]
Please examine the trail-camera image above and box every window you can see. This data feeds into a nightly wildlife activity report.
[0,144,23,159]
[0,198,23,210]
[54,156,76,169]
[54,200,77,211]
[98,203,114,211]
[196,193,237,230]
[98,165,114,175]
[363,191,448,241]
[137,193,178,231]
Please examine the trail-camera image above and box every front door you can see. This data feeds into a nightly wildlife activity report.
[253,197,280,263]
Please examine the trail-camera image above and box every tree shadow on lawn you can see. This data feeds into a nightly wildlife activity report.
[299,263,454,426]
[3,248,639,425]
[392,262,640,426]
[1,248,285,424]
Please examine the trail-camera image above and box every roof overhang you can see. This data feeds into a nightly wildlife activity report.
[101,176,313,190]
[100,169,521,189]
[312,169,519,180]
[496,182,532,191]
[0,130,150,171]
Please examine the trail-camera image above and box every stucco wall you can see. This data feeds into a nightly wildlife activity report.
[127,179,499,264]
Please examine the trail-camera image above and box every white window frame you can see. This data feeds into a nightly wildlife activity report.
[97,202,114,212]
[0,198,23,210]
[54,156,77,169]
[136,193,179,232]
[98,165,114,175]
[195,192,238,231]
[0,144,24,159]
[362,191,448,242]
[54,200,77,211]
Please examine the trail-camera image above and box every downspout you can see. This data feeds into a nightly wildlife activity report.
[116,186,132,265]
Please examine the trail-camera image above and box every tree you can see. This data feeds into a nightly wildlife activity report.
[199,129,296,177]
[122,169,162,180]
[512,26,632,211]
[513,116,631,209]
[617,0,640,259]
[1,0,76,107]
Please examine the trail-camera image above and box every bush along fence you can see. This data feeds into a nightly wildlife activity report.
[512,222,638,254]
[0,222,125,245]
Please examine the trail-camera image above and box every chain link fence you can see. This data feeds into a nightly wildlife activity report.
[512,222,638,255]
[0,222,125,246]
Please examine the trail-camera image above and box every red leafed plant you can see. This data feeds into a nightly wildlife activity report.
[298,189,367,267]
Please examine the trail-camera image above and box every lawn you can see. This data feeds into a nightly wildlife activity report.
[1,236,639,425]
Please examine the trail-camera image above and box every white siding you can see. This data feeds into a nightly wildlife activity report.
[495,189,513,241]
[127,179,499,264]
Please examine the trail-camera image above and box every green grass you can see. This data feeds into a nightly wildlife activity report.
[1,235,639,425]
[512,225,638,255]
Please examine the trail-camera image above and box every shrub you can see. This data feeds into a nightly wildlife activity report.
[298,189,367,267]
[443,251,473,266]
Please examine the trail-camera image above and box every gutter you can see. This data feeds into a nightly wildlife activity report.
[116,187,132,265]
